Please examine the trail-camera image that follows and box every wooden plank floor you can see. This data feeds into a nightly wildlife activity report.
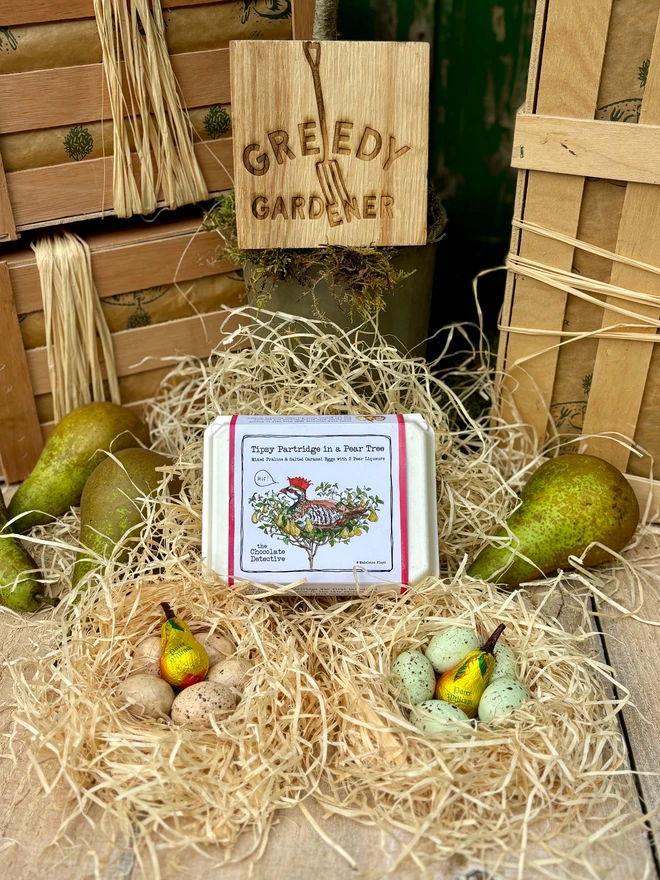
[0,492,658,877]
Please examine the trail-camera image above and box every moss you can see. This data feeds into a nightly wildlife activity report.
[202,189,446,319]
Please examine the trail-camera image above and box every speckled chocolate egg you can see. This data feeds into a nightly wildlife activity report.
[392,650,436,705]
[207,657,253,690]
[425,627,480,674]
[119,673,174,719]
[133,636,161,675]
[193,630,235,666]
[411,700,470,735]
[171,681,238,729]
[491,644,518,682]
[478,676,530,723]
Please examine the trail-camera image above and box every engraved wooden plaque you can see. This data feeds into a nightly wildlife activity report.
[230,40,429,249]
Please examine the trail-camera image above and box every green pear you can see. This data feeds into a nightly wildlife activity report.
[8,402,150,532]
[0,492,49,612]
[72,447,173,587]
[467,454,640,588]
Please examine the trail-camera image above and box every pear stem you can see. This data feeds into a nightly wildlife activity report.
[481,623,506,655]
[161,602,176,620]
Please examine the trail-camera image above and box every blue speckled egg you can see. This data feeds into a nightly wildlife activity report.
[478,676,530,723]
[392,650,436,705]
[425,627,480,674]
[411,700,470,735]
[491,644,518,682]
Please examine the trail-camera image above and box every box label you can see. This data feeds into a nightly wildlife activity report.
[227,415,407,587]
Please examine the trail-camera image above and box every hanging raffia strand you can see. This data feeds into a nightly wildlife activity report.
[33,229,121,423]
[93,0,209,218]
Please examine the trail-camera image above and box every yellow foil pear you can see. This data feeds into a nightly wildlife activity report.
[435,624,505,717]
[159,603,210,689]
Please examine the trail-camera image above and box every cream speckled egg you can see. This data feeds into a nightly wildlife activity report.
[491,644,518,682]
[171,681,238,729]
[133,636,161,675]
[207,657,253,690]
[478,676,530,723]
[425,627,480,674]
[119,673,174,719]
[392,650,436,705]
[411,700,470,735]
[193,630,235,666]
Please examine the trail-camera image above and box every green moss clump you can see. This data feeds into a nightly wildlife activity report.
[203,190,446,319]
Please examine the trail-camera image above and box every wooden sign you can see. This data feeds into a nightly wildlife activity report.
[230,40,429,249]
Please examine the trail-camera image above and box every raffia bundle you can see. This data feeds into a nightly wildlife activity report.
[8,309,656,877]
[33,229,120,422]
[93,0,209,217]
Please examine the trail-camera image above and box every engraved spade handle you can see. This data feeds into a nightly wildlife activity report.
[302,40,329,160]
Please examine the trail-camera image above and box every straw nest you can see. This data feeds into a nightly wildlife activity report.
[7,308,654,877]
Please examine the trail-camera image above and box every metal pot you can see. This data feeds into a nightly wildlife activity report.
[245,243,437,354]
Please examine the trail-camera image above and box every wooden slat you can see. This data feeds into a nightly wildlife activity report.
[500,0,613,444]
[5,138,233,231]
[292,0,315,39]
[581,12,660,470]
[0,48,230,135]
[25,308,248,395]
[11,232,235,315]
[0,147,17,242]
[513,112,660,185]
[0,262,43,483]
[593,533,660,848]
[495,0,549,384]
[1,0,226,27]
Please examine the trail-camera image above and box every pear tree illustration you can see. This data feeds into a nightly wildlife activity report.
[249,480,383,570]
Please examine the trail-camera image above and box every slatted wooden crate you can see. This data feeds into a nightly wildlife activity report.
[0,210,250,482]
[498,0,660,519]
[0,0,315,240]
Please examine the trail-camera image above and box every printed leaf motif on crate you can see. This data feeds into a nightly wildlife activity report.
[240,0,292,24]
[105,286,171,329]
[0,27,17,53]
[63,125,94,161]
[596,57,649,123]
[204,106,231,139]
[551,401,588,434]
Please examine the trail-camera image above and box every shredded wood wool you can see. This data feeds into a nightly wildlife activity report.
[93,0,208,217]
[7,309,656,878]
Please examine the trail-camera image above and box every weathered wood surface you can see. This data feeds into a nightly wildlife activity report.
[594,531,660,844]
[0,541,656,878]
[513,112,660,186]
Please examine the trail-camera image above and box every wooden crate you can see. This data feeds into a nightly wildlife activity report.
[0,210,250,483]
[0,0,315,240]
[498,0,660,519]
